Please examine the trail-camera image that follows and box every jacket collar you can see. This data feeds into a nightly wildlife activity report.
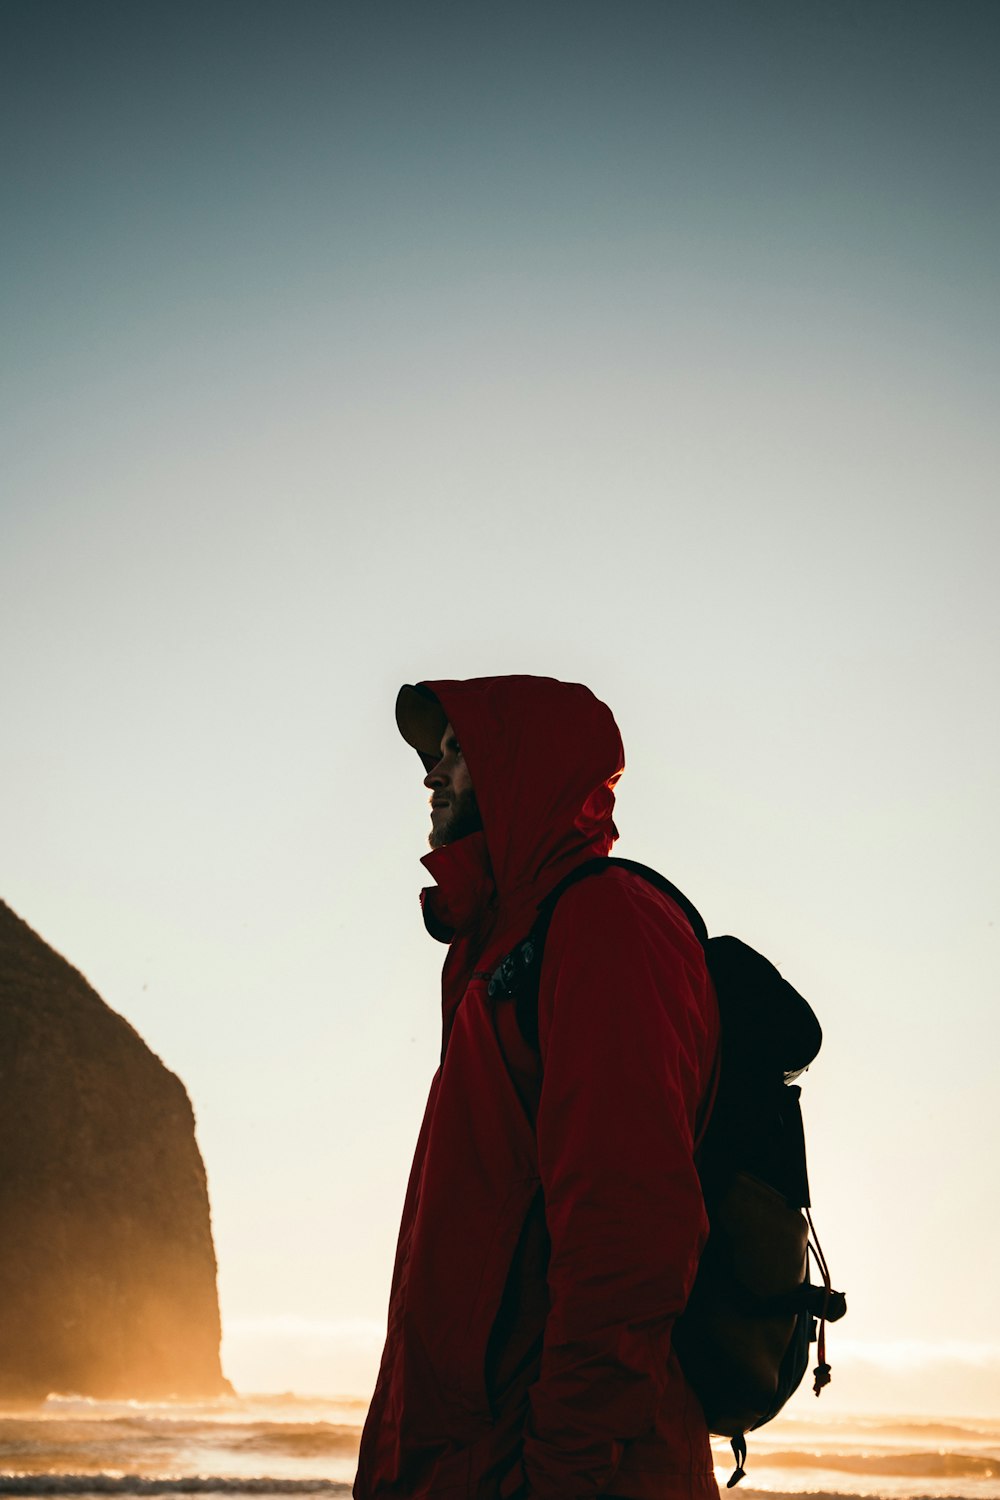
[420,831,496,943]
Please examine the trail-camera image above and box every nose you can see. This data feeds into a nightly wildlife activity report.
[423,759,447,790]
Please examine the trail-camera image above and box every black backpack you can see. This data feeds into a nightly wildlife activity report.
[487,856,847,1487]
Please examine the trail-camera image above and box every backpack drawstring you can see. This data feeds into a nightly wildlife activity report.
[806,1207,833,1394]
[727,1432,747,1488]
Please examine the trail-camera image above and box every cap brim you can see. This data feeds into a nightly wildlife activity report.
[395,683,448,762]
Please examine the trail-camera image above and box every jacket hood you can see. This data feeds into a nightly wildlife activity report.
[397,675,624,933]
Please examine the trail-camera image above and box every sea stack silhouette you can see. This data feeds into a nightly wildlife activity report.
[0,901,229,1400]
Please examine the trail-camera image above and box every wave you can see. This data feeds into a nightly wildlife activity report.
[221,1427,360,1458]
[749,1450,999,1478]
[874,1421,1000,1442]
[237,1398,368,1413]
[737,1492,996,1500]
[760,1414,1000,1446]
[91,1422,361,1456]
[31,1396,367,1420]
[0,1480,351,1496]
[0,1418,362,1464]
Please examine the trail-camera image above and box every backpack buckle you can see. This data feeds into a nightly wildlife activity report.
[487,938,536,1000]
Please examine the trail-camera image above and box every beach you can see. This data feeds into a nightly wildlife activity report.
[1,1396,997,1500]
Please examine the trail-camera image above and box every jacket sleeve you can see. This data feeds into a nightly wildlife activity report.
[518,871,718,1500]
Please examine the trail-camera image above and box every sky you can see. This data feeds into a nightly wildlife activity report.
[2,0,998,1417]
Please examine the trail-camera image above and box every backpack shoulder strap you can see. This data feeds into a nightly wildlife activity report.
[599,856,709,947]
[487,856,708,1049]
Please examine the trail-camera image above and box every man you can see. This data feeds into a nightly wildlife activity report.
[355,676,720,1500]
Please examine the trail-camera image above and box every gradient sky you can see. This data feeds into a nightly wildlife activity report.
[3,1,998,1414]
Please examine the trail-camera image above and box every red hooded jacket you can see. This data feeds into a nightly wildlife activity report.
[355,677,720,1500]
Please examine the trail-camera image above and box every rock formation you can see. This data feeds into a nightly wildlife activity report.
[0,901,229,1400]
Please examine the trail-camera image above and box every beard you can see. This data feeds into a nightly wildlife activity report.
[429,787,483,849]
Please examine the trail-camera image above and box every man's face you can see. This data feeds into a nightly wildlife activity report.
[424,722,482,849]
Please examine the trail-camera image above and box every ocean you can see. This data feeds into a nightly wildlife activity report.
[0,1395,997,1500]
